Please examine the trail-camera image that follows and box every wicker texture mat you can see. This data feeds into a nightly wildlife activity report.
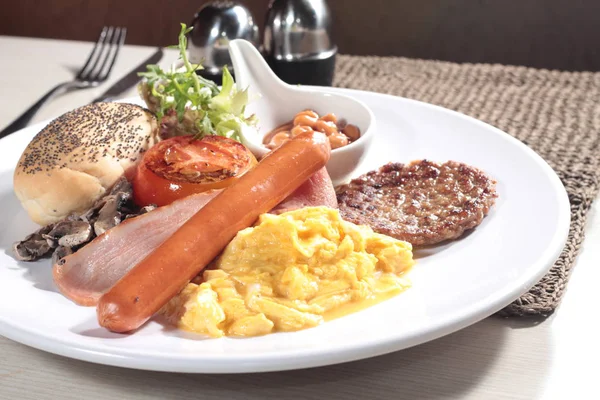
[334,55,600,316]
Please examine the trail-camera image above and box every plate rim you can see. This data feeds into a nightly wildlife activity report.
[0,88,571,373]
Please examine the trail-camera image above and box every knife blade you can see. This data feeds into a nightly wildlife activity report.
[91,48,163,103]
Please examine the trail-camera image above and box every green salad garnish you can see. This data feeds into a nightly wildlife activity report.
[138,23,255,141]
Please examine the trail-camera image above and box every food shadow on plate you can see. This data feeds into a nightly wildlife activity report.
[154,315,212,341]
[10,258,58,294]
[0,174,58,294]
[412,229,475,260]
[68,315,208,340]
[69,319,129,339]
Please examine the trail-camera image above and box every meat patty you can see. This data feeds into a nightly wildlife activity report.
[336,160,498,246]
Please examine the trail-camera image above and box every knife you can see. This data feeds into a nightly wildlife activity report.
[91,48,163,103]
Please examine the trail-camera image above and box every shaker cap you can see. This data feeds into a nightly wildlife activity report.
[188,1,260,74]
[264,0,337,62]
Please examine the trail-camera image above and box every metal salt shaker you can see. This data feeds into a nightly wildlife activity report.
[264,0,337,86]
[188,1,260,84]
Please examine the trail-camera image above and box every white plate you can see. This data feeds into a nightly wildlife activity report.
[0,89,570,373]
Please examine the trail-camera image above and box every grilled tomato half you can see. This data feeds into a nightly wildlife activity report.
[132,135,257,206]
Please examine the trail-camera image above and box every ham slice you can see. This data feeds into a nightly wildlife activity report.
[271,167,337,214]
[53,191,219,306]
[53,169,337,306]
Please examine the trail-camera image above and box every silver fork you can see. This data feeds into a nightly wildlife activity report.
[0,26,127,139]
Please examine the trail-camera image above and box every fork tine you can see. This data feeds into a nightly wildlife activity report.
[83,26,116,82]
[79,26,114,81]
[97,27,127,82]
[76,26,110,81]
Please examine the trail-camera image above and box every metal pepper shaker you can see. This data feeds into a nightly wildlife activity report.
[263,0,337,86]
[188,1,261,84]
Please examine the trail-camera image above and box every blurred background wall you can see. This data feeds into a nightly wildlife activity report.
[1,0,599,71]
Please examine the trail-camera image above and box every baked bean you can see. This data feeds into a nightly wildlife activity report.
[342,124,361,141]
[321,113,338,124]
[265,110,360,151]
[290,125,314,137]
[266,131,291,149]
[293,111,319,127]
[315,120,338,136]
[329,132,349,149]
[302,110,319,119]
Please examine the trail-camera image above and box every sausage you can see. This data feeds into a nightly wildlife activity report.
[96,131,331,332]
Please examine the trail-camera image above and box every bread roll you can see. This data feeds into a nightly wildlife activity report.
[14,102,159,225]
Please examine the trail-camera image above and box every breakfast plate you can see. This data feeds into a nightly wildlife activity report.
[0,89,570,373]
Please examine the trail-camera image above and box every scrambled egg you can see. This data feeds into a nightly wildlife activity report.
[161,206,414,337]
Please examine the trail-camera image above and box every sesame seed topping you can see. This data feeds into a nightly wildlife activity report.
[19,103,155,174]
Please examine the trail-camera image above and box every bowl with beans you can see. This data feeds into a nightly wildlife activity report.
[264,110,362,151]
[227,39,375,185]
[253,103,374,186]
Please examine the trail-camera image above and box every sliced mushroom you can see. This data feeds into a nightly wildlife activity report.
[58,222,92,248]
[124,204,157,220]
[109,176,132,197]
[80,178,132,225]
[52,246,74,265]
[44,236,58,249]
[42,220,93,248]
[13,225,54,261]
[14,177,150,262]
[92,177,135,235]
[80,203,101,224]
[94,192,131,235]
[82,194,109,224]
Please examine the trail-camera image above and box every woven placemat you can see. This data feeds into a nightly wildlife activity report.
[333,55,600,317]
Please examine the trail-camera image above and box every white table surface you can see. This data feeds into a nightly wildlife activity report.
[0,36,598,400]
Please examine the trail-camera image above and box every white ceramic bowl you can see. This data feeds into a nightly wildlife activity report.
[230,40,375,185]
[241,89,375,185]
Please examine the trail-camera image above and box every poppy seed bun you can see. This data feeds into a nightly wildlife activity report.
[14,102,159,225]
